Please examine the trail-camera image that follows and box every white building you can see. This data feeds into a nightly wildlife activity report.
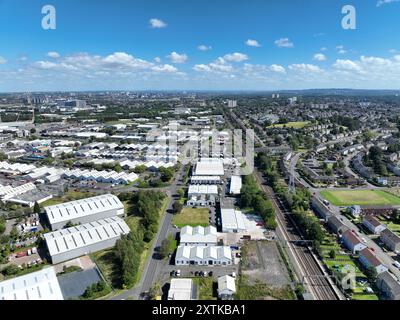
[342,230,367,254]
[190,176,222,185]
[187,184,219,207]
[227,100,237,108]
[221,208,246,233]
[0,267,63,300]
[363,216,387,235]
[180,225,218,246]
[45,194,124,230]
[217,275,236,299]
[229,176,242,195]
[359,248,388,274]
[175,245,233,266]
[349,205,362,218]
[168,279,195,300]
[194,158,224,176]
[44,217,130,264]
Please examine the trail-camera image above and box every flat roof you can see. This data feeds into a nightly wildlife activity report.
[44,217,130,257]
[195,158,224,176]
[188,184,219,195]
[44,194,124,226]
[168,279,193,300]
[230,176,242,194]
[221,208,246,231]
[0,267,63,300]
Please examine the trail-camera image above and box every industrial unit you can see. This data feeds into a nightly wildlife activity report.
[44,194,124,230]
[180,225,218,246]
[175,245,232,266]
[44,217,130,264]
[220,208,246,233]
[0,267,64,300]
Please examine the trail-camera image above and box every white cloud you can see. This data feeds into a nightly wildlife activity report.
[336,45,347,54]
[246,39,261,47]
[197,45,212,51]
[0,56,7,64]
[377,0,400,7]
[320,47,327,51]
[167,52,188,64]
[289,63,322,73]
[149,18,167,29]
[47,51,60,58]
[333,59,362,71]
[269,64,286,73]
[313,53,327,61]
[223,52,249,62]
[154,57,161,63]
[151,64,178,73]
[275,38,294,48]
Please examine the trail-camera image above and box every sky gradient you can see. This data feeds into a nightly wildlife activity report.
[0,0,400,91]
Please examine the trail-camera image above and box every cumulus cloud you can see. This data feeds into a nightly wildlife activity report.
[289,63,322,73]
[149,18,167,28]
[223,52,249,62]
[246,39,261,47]
[275,38,294,48]
[313,53,327,61]
[197,45,212,51]
[151,64,178,73]
[167,52,188,64]
[47,51,60,58]
[154,57,161,63]
[269,64,286,73]
[336,45,347,54]
[0,56,7,64]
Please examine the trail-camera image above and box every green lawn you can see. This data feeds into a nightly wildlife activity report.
[172,207,209,227]
[320,189,400,206]
[268,121,310,129]
[193,277,217,300]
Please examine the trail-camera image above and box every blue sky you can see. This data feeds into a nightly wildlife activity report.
[0,0,400,91]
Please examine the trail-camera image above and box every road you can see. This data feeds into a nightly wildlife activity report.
[110,165,186,300]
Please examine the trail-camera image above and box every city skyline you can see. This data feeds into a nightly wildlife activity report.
[1,0,400,91]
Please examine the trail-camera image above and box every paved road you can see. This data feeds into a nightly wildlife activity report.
[110,165,185,300]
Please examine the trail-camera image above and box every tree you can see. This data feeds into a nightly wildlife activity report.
[365,266,378,283]
[172,201,183,214]
[33,202,41,214]
[159,238,171,259]
[329,249,336,259]
[149,282,162,299]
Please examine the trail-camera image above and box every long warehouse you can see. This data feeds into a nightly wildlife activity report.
[0,267,64,300]
[44,217,130,264]
[44,194,124,230]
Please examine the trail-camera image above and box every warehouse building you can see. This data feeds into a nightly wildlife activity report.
[229,176,242,195]
[0,267,64,300]
[168,279,196,300]
[180,225,218,246]
[45,194,124,230]
[190,176,222,185]
[217,275,236,300]
[187,184,219,207]
[221,208,246,233]
[194,158,224,176]
[44,217,130,264]
[175,245,233,266]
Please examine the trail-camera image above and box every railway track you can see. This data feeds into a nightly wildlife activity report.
[254,170,341,300]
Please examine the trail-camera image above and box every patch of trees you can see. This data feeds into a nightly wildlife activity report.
[240,175,277,229]
[82,281,111,299]
[364,146,388,176]
[332,115,361,131]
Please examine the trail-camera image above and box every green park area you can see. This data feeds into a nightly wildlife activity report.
[268,121,310,129]
[320,189,400,206]
[172,207,209,228]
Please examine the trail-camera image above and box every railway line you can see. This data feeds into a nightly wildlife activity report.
[254,170,342,300]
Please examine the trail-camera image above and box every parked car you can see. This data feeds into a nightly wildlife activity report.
[393,261,400,269]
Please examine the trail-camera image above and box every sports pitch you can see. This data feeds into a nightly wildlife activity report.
[320,189,400,206]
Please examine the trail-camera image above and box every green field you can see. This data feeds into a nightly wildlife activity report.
[268,121,310,129]
[320,189,400,206]
[172,207,209,227]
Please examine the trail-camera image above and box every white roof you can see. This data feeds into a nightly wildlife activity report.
[190,176,221,182]
[44,194,124,227]
[230,176,242,194]
[221,209,246,231]
[168,278,193,300]
[44,216,130,257]
[0,267,63,300]
[195,158,224,176]
[180,225,218,245]
[218,275,236,293]
[176,245,232,261]
[188,184,219,195]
